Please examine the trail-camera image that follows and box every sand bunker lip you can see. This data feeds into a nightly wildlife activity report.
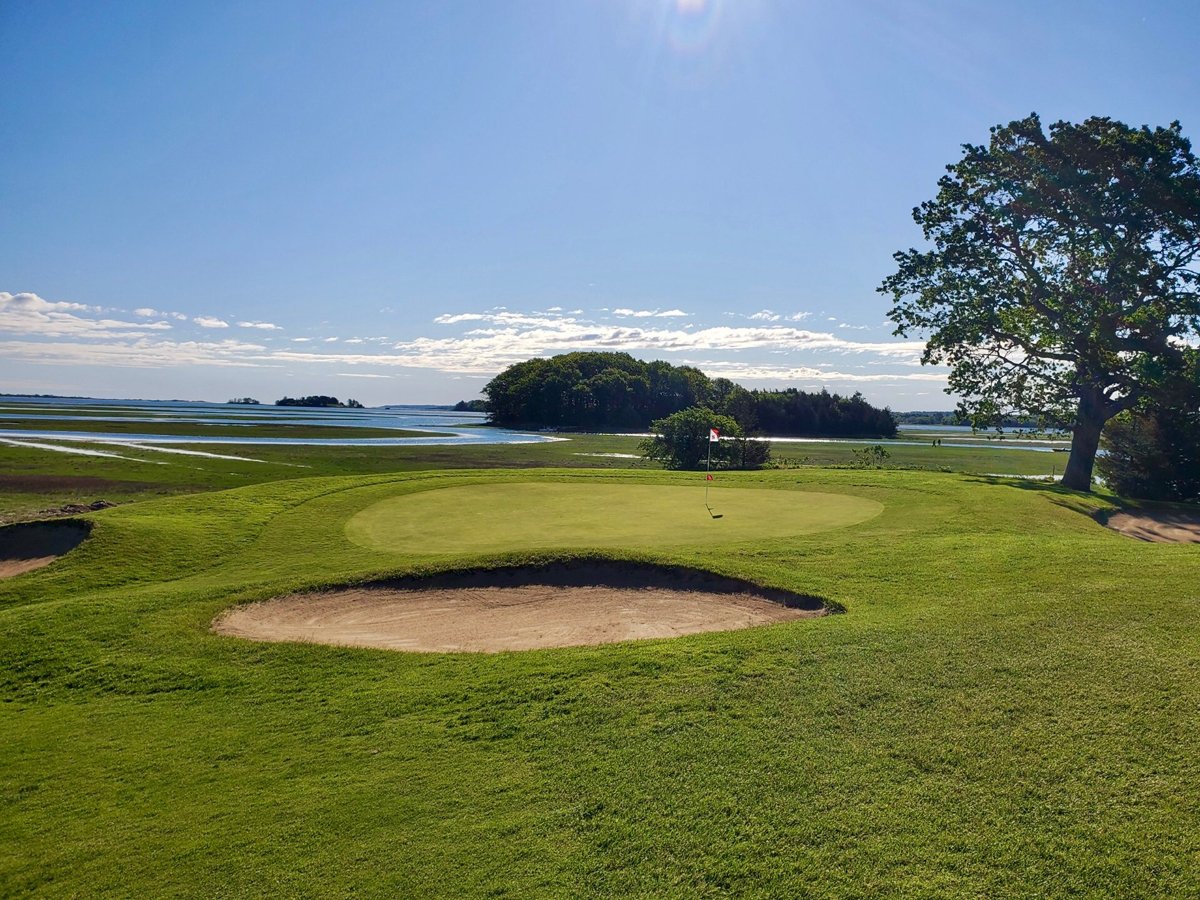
[1103,509,1200,544]
[214,561,829,653]
[0,520,91,578]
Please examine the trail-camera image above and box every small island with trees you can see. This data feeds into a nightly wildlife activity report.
[482,351,896,438]
[274,395,365,408]
[481,351,898,472]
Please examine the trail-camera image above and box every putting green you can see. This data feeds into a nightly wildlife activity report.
[344,482,883,555]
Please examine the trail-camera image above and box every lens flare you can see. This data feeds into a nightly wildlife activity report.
[666,0,723,55]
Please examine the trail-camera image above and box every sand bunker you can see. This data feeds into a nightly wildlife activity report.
[0,520,90,578]
[214,562,827,653]
[1105,509,1200,544]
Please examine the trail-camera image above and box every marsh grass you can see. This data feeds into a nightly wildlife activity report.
[0,432,1059,523]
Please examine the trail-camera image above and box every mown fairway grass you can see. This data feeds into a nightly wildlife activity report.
[3,466,1200,896]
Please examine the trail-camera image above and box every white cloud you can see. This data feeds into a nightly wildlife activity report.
[0,337,269,369]
[436,310,579,329]
[193,316,229,329]
[373,320,927,374]
[137,307,189,320]
[748,310,780,322]
[1,292,96,313]
[0,292,171,339]
[336,372,390,378]
[787,312,812,321]
[611,308,689,318]
[1,295,934,392]
[695,360,949,383]
[237,320,282,331]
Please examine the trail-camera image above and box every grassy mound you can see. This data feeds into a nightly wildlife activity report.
[2,468,1199,896]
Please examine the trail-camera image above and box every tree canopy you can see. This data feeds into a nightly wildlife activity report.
[639,407,770,471]
[880,114,1200,491]
[482,352,896,438]
[1097,366,1200,502]
[1098,406,1200,503]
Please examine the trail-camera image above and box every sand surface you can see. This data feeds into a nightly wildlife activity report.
[0,521,90,578]
[215,562,824,653]
[1106,510,1200,544]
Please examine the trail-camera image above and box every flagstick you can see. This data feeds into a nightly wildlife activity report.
[705,432,713,508]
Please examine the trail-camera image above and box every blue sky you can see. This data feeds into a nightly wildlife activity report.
[3,0,1197,407]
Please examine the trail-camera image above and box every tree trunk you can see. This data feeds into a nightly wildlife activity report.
[1061,392,1107,492]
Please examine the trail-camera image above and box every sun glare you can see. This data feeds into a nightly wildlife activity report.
[664,0,724,54]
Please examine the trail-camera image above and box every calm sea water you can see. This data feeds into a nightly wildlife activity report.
[0,396,557,447]
[0,396,1070,451]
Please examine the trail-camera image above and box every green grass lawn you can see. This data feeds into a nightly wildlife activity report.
[2,465,1199,896]
[345,482,883,554]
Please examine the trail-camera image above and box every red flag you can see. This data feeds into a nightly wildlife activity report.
[706,473,713,481]
[709,428,720,442]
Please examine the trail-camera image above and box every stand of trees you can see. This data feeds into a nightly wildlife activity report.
[1098,407,1200,502]
[894,410,1042,429]
[748,388,897,438]
[274,396,364,408]
[482,352,896,437]
[1097,369,1200,502]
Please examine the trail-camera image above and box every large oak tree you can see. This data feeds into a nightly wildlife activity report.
[880,114,1200,490]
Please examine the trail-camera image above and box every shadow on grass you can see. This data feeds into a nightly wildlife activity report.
[0,518,92,577]
[962,475,1110,520]
[368,558,832,612]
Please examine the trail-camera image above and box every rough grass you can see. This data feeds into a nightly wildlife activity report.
[2,467,1199,896]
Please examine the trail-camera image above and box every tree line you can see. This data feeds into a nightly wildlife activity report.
[482,351,897,438]
[893,410,1043,429]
